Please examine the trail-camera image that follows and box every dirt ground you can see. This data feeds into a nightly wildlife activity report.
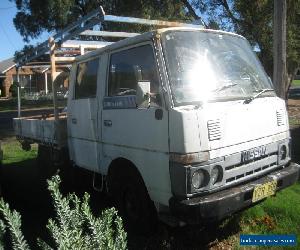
[1,100,300,250]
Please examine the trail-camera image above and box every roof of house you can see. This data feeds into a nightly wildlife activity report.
[0,58,16,74]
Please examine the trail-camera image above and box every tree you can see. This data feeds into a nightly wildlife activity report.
[11,0,194,62]
[11,0,300,96]
[10,0,191,42]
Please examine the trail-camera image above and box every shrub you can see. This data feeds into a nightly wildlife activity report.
[0,199,30,250]
[9,83,18,98]
[0,175,127,250]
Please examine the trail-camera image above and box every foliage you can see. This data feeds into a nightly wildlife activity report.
[0,175,127,250]
[9,83,20,98]
[44,175,127,250]
[11,0,192,62]
[10,0,190,42]
[10,0,300,95]
[0,198,30,250]
[0,220,6,250]
[14,45,35,63]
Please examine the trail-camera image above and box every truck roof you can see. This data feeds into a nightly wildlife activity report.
[75,27,246,63]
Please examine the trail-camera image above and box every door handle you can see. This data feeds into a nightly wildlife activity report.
[71,118,77,124]
[104,120,112,127]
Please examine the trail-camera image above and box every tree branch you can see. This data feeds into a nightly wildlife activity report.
[218,0,241,24]
[180,0,200,20]
[74,0,87,16]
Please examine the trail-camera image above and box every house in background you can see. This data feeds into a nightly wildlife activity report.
[0,57,69,98]
[0,58,17,97]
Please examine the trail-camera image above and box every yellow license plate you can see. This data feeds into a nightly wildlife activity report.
[252,180,277,203]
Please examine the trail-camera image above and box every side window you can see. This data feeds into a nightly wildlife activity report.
[108,45,159,97]
[75,58,99,99]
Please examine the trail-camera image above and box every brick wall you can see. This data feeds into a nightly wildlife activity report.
[1,66,70,97]
[2,67,33,97]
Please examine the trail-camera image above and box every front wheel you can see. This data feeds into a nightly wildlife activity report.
[37,145,57,181]
[108,164,157,234]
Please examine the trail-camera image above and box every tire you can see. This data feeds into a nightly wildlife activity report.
[37,144,58,181]
[108,163,157,235]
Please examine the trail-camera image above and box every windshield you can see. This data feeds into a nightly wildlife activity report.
[161,30,274,106]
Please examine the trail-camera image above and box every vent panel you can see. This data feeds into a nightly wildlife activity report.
[207,119,221,141]
[276,110,285,126]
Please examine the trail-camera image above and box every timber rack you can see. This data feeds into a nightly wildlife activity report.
[15,6,204,120]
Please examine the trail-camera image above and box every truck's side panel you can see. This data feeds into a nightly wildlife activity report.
[100,43,171,205]
[67,57,101,172]
[68,99,98,171]
[102,109,171,205]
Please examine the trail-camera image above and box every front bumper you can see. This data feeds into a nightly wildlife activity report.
[169,162,300,225]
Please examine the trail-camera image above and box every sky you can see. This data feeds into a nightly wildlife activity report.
[0,0,49,61]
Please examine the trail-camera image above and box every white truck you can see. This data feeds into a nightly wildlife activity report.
[14,23,300,230]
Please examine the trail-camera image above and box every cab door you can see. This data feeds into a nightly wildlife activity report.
[67,57,101,172]
[101,44,171,203]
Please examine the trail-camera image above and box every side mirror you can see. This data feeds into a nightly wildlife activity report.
[136,81,151,108]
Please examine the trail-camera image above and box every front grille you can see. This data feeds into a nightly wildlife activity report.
[207,119,221,141]
[224,154,278,184]
[226,162,277,183]
[276,110,284,126]
[225,152,277,171]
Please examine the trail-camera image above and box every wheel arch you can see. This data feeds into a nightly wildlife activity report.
[106,157,149,195]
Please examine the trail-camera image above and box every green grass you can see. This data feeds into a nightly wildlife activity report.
[232,184,300,249]
[2,140,37,164]
[1,139,300,249]
[292,79,300,86]
[0,98,66,112]
[289,117,300,126]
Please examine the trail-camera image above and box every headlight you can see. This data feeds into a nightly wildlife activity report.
[211,165,223,185]
[191,170,206,189]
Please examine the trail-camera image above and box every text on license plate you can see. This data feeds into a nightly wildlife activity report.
[252,180,277,203]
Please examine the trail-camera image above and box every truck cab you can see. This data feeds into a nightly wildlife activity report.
[66,27,300,228]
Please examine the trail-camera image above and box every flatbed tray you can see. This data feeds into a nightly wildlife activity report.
[13,113,68,147]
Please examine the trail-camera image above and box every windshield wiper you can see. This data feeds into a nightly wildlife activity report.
[243,89,274,104]
[213,83,238,93]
